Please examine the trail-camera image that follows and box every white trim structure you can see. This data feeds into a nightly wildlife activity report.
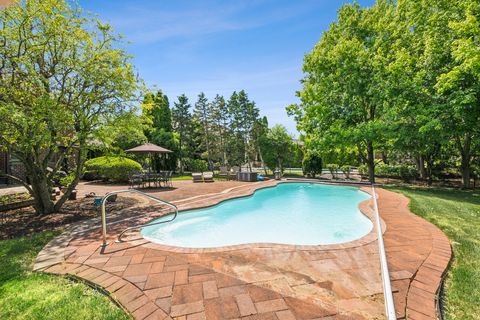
[372,185,397,319]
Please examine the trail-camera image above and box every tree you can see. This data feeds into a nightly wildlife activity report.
[193,92,212,169]
[436,0,480,188]
[0,0,138,214]
[96,111,147,153]
[302,152,322,177]
[209,94,229,165]
[288,2,392,183]
[172,94,192,173]
[261,125,293,172]
[142,90,176,170]
[227,90,259,168]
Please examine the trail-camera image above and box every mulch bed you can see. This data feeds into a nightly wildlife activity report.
[0,196,140,240]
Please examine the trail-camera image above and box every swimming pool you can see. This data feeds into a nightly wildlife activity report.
[141,183,372,248]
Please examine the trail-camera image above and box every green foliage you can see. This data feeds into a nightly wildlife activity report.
[0,232,129,319]
[0,0,139,214]
[84,156,142,182]
[340,165,352,179]
[302,152,322,177]
[289,0,479,187]
[172,94,193,172]
[96,111,147,153]
[288,2,392,183]
[326,164,339,179]
[375,164,419,182]
[260,125,294,172]
[184,159,208,172]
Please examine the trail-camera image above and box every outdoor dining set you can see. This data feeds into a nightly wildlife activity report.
[128,171,173,189]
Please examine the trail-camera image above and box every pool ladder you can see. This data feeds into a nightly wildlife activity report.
[100,189,178,247]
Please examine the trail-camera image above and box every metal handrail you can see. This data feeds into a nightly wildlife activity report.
[372,185,397,319]
[101,189,178,247]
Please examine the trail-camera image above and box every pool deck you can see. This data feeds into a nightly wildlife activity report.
[34,180,451,320]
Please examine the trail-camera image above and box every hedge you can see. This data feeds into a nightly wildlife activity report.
[358,163,418,181]
[83,156,142,182]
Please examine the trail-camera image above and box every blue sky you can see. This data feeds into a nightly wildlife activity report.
[80,0,375,135]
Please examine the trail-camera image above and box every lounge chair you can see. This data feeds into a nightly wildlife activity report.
[203,171,214,182]
[218,166,229,180]
[229,166,239,180]
[192,172,203,183]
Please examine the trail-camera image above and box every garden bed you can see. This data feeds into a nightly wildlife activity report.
[0,196,140,240]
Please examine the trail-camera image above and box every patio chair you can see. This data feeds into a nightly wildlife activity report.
[129,173,143,189]
[162,171,173,187]
[203,171,214,183]
[192,172,203,183]
[218,166,230,180]
[229,166,240,180]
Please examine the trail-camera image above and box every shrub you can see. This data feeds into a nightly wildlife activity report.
[358,164,368,176]
[340,165,352,179]
[83,156,142,182]
[374,163,418,182]
[184,158,208,172]
[302,152,322,177]
[326,164,339,179]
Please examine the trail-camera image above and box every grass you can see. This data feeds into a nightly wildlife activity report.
[0,231,130,320]
[387,186,480,320]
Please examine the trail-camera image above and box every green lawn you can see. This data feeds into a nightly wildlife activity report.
[387,186,480,320]
[0,231,129,320]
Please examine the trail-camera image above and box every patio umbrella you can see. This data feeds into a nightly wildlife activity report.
[125,143,173,172]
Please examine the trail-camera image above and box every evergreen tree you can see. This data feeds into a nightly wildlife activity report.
[193,92,213,169]
[172,94,192,173]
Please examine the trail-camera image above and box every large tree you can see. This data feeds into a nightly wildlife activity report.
[260,124,293,172]
[0,0,138,214]
[288,2,392,183]
[436,0,480,188]
[142,90,176,170]
[171,94,192,173]
[193,92,212,169]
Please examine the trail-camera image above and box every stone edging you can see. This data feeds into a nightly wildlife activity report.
[126,180,383,253]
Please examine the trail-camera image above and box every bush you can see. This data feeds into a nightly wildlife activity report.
[340,165,352,179]
[302,152,322,177]
[374,163,418,181]
[326,163,339,179]
[83,156,142,182]
[184,158,208,172]
[358,164,368,176]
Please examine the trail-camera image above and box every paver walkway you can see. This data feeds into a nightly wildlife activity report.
[34,181,451,320]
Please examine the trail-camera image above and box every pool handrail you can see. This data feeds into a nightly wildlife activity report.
[372,184,397,320]
[101,189,178,247]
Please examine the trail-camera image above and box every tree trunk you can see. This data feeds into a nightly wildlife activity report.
[367,141,375,183]
[27,165,55,215]
[415,155,427,180]
[54,142,86,212]
[425,156,434,186]
[457,134,472,189]
[257,145,268,175]
[381,151,388,165]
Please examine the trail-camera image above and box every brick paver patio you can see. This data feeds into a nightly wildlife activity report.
[34,180,451,319]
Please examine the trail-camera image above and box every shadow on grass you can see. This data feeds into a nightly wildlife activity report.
[385,184,480,206]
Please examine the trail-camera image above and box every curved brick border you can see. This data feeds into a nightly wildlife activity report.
[34,181,452,320]
[373,188,452,320]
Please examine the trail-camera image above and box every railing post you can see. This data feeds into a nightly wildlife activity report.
[101,193,111,247]
[372,184,397,320]
[100,189,178,247]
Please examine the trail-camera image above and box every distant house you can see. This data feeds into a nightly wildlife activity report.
[0,151,26,185]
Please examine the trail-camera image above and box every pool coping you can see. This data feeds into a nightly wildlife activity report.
[131,180,384,253]
[33,180,452,320]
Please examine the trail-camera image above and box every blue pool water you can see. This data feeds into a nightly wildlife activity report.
[141,183,372,248]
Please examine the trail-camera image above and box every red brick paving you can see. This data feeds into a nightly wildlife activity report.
[34,181,451,319]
